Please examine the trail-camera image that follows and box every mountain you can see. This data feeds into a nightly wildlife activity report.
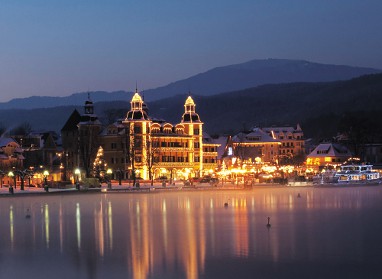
[0,59,380,109]
[0,91,132,110]
[143,58,381,101]
[145,73,382,138]
[2,73,381,141]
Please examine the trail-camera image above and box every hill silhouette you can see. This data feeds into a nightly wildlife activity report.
[1,73,381,140]
[0,59,380,109]
[143,58,381,101]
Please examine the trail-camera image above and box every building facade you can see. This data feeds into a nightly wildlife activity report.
[306,143,352,168]
[262,125,305,164]
[62,92,220,182]
[222,125,305,167]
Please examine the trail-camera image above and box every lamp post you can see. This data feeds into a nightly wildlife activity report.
[74,168,81,190]
[8,171,14,194]
[43,170,49,192]
[321,168,326,185]
[106,168,112,189]
[116,168,122,185]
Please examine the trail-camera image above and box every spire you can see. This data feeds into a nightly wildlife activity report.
[181,95,200,123]
[84,91,94,115]
[296,123,302,131]
[185,96,196,112]
[126,91,149,120]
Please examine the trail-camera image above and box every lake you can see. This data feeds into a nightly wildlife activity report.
[1,186,382,279]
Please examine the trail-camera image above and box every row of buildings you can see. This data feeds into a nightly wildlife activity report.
[1,90,381,184]
[60,91,313,182]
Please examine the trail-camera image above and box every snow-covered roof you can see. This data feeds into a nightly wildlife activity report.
[307,143,352,158]
[262,124,302,134]
[0,138,19,147]
[214,136,229,159]
[232,128,279,143]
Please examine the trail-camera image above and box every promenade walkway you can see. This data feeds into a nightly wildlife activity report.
[0,180,295,196]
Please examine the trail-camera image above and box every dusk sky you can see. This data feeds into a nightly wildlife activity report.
[1,0,381,102]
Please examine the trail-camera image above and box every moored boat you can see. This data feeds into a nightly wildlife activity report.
[334,164,380,184]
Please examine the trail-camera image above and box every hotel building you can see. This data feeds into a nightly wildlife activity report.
[221,125,305,167]
[62,91,219,182]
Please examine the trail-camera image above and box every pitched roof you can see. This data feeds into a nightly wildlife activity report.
[232,128,279,143]
[307,143,352,158]
[61,109,81,131]
[0,137,18,147]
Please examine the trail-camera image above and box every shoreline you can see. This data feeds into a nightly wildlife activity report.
[1,181,381,197]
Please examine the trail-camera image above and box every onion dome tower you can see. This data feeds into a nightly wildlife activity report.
[181,96,201,123]
[80,93,99,122]
[181,95,203,174]
[123,88,152,180]
[84,92,94,115]
[126,89,149,120]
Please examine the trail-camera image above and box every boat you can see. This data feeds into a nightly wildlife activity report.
[334,164,381,184]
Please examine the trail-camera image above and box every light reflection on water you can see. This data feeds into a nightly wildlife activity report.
[1,187,382,279]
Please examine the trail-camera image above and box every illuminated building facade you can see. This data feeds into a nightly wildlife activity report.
[224,128,280,167]
[306,143,352,168]
[0,137,24,170]
[262,125,305,163]
[221,125,305,170]
[98,92,219,181]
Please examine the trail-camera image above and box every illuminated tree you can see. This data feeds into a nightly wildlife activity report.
[93,146,106,180]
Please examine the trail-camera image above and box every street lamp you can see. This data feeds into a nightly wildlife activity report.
[43,170,49,192]
[74,168,81,190]
[116,168,123,185]
[8,171,14,194]
[106,168,112,189]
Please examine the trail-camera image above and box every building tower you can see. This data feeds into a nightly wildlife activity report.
[123,90,151,180]
[181,96,204,176]
[77,94,102,177]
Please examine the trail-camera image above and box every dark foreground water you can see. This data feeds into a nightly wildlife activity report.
[1,186,382,279]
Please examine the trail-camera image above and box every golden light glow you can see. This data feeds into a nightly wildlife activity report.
[76,203,81,250]
[9,205,14,247]
[108,201,113,250]
[44,204,50,248]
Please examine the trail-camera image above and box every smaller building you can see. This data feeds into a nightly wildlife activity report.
[0,137,24,170]
[14,131,60,170]
[223,128,280,169]
[306,143,352,168]
[262,124,305,163]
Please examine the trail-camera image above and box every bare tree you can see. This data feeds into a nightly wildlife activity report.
[126,124,137,186]
[0,122,7,137]
[78,125,101,177]
[14,169,31,191]
[10,122,32,136]
[147,137,160,186]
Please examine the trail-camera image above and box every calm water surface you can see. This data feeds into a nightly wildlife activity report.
[1,186,382,279]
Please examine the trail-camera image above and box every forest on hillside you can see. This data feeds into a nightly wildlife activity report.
[1,74,382,144]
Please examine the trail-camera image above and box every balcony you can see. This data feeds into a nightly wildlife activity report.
[157,147,192,152]
[156,162,195,168]
[203,152,218,156]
